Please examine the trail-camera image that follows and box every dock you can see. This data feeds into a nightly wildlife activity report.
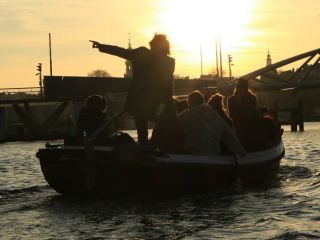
[273,100,304,132]
[0,76,218,142]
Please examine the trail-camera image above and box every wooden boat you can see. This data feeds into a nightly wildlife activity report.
[36,140,285,196]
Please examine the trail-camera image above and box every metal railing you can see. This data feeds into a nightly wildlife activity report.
[0,87,42,100]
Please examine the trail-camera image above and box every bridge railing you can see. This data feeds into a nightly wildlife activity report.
[0,87,42,101]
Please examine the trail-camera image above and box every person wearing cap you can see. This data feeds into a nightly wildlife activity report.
[90,34,178,150]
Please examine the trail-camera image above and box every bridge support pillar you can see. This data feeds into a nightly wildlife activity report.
[273,100,305,132]
[298,99,304,132]
[290,110,298,132]
[12,101,69,140]
[0,107,6,142]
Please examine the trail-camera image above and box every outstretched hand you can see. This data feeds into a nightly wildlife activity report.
[89,40,100,49]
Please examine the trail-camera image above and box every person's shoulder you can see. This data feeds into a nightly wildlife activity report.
[228,94,235,102]
[248,93,257,105]
[249,92,256,97]
[202,103,214,110]
[131,47,150,58]
[247,91,257,100]
[133,46,149,53]
[167,55,175,62]
[195,104,218,117]
[178,108,190,116]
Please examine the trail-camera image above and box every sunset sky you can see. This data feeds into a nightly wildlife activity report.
[1,0,319,88]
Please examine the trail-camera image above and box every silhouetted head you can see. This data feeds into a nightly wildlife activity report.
[85,95,107,113]
[187,91,204,108]
[208,93,224,110]
[235,77,249,94]
[149,34,170,55]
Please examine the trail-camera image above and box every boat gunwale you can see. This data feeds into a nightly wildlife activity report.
[37,141,284,167]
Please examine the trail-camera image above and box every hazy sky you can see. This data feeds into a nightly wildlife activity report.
[0,0,319,88]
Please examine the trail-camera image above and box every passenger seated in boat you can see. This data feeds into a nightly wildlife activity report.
[178,91,245,156]
[228,78,258,146]
[208,93,234,129]
[71,95,115,144]
[241,106,279,152]
[260,106,282,140]
[260,106,273,120]
[150,100,181,152]
[208,93,234,155]
[173,97,188,114]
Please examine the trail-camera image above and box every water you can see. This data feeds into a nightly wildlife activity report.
[0,124,320,239]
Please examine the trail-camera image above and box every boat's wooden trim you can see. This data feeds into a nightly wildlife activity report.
[155,154,235,166]
[237,142,284,165]
[40,141,284,167]
[62,146,114,151]
[155,142,284,166]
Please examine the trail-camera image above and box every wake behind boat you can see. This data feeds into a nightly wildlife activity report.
[36,140,285,196]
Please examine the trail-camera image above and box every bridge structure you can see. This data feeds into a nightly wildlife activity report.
[240,48,320,91]
[234,48,320,131]
[0,77,218,141]
[0,48,320,141]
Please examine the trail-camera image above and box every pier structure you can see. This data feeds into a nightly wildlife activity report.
[0,77,218,142]
[0,93,82,141]
[272,100,304,132]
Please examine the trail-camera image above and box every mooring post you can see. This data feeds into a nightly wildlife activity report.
[298,99,304,131]
[291,110,298,132]
[0,107,6,142]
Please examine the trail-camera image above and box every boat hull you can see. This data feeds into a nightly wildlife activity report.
[37,143,285,196]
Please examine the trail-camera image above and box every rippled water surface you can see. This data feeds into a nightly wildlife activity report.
[0,124,320,239]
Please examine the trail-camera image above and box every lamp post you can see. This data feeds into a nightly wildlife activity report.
[228,54,234,79]
[200,42,203,77]
[36,63,43,98]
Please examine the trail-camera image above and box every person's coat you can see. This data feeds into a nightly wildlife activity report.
[98,45,175,121]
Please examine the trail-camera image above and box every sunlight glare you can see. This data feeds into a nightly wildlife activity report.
[158,0,256,72]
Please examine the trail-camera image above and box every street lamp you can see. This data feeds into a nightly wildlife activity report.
[36,63,43,98]
[228,55,234,79]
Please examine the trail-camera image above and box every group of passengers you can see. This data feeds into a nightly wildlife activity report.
[177,90,245,156]
[227,78,281,152]
[70,78,280,156]
[174,78,281,155]
[68,33,281,155]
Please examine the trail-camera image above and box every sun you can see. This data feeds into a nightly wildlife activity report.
[156,0,256,74]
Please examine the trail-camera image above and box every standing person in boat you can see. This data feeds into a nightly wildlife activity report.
[178,91,245,156]
[228,78,258,144]
[208,93,234,129]
[90,34,178,150]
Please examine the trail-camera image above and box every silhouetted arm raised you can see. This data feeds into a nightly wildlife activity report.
[90,40,142,60]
